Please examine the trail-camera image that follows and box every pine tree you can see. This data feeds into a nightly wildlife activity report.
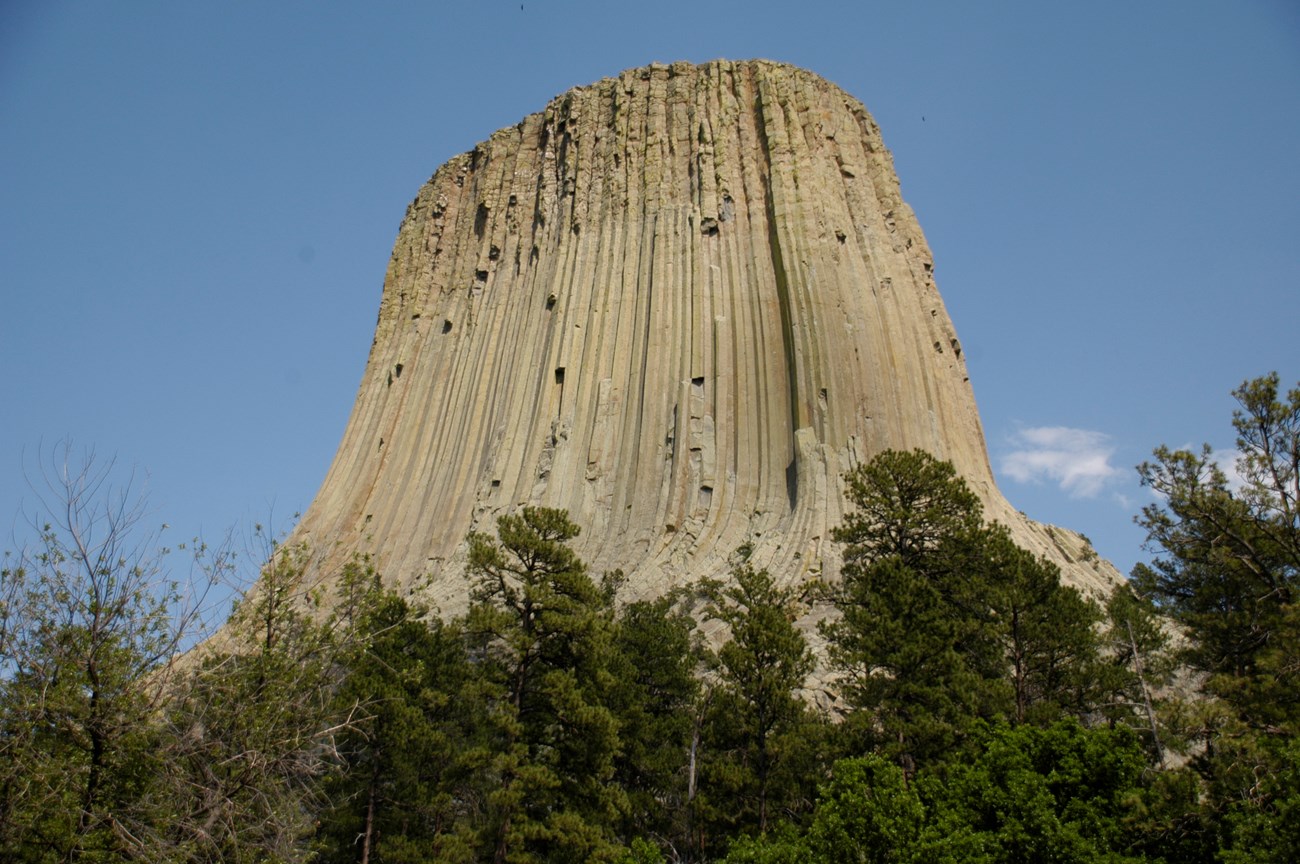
[1136,372,1299,729]
[834,448,983,574]
[1133,373,1300,862]
[464,507,624,863]
[697,563,820,849]
[822,552,989,769]
[823,449,999,769]
[605,594,700,855]
[825,449,1108,772]
[1099,581,1173,762]
[979,526,1102,726]
[314,575,477,864]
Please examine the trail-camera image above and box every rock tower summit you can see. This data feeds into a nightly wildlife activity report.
[292,60,1117,610]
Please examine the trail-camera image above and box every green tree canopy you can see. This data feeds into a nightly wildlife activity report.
[1131,373,1300,864]
[0,448,215,863]
[825,449,1108,773]
[699,563,819,843]
[724,722,1152,864]
[1136,372,1299,730]
[464,507,624,863]
[605,594,700,854]
[833,448,983,574]
[315,574,477,864]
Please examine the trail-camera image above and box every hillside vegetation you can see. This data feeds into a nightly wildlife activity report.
[2,374,1295,863]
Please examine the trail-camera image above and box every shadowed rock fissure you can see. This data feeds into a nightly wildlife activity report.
[757,100,802,514]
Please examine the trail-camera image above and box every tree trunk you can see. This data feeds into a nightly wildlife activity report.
[360,765,379,864]
[1127,618,1164,764]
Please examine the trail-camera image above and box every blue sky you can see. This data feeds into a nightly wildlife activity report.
[3,1,1298,584]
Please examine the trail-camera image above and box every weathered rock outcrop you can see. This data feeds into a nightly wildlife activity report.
[292,60,1119,613]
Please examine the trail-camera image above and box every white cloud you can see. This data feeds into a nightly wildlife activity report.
[1210,447,1247,493]
[1001,426,1122,499]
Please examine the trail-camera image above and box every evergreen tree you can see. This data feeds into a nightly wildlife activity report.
[834,448,983,574]
[826,449,1109,772]
[314,575,477,864]
[697,563,820,850]
[1130,373,1300,862]
[606,594,700,856]
[824,449,1000,769]
[1219,737,1300,864]
[822,552,989,769]
[1135,372,1299,729]
[463,507,624,863]
[1098,581,1174,762]
[979,527,1102,726]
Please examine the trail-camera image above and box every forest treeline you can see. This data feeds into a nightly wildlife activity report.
[1,373,1296,863]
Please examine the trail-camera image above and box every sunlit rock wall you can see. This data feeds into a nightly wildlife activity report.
[291,60,1119,614]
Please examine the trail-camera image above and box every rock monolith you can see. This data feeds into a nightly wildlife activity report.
[290,59,1118,614]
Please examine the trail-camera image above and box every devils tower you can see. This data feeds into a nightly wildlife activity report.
[291,59,1118,613]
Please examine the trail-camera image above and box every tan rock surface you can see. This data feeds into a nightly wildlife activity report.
[290,59,1121,614]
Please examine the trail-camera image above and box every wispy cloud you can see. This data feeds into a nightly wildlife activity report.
[1001,426,1122,498]
[1208,447,1248,493]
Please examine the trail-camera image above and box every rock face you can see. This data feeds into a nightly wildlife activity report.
[292,59,1119,613]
